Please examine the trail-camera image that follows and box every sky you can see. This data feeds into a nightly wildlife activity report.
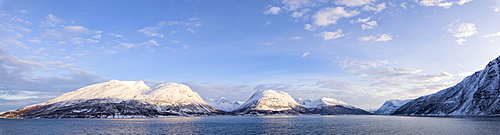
[1,0,500,112]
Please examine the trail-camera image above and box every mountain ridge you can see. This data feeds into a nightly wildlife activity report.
[393,56,500,116]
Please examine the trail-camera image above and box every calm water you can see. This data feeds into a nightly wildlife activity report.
[1,115,500,134]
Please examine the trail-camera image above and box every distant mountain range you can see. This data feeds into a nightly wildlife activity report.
[3,56,500,118]
[0,80,370,119]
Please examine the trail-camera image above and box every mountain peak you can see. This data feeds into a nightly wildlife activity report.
[46,79,151,104]
[235,89,310,114]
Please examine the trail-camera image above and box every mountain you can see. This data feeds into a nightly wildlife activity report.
[205,97,243,112]
[234,90,310,114]
[0,80,220,119]
[297,98,372,115]
[374,99,412,115]
[393,56,500,116]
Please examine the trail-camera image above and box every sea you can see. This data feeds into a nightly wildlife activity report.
[1,115,500,134]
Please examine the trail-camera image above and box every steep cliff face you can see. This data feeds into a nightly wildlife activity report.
[393,56,500,116]
[374,99,412,115]
[234,90,310,114]
[0,80,220,119]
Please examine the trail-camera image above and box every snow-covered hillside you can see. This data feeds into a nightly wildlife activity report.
[297,98,372,115]
[0,80,219,119]
[205,97,243,112]
[234,90,310,114]
[393,56,500,116]
[374,99,412,115]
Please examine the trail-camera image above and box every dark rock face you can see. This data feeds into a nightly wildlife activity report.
[1,98,223,119]
[310,105,373,115]
[393,56,500,116]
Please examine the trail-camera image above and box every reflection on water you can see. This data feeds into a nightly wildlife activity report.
[1,115,500,134]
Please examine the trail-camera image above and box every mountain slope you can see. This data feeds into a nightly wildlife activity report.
[205,97,243,112]
[234,90,310,114]
[297,98,372,115]
[0,80,220,119]
[393,56,500,116]
[374,99,412,115]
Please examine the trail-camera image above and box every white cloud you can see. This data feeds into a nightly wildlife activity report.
[27,39,42,43]
[138,18,202,37]
[400,2,407,9]
[289,36,304,40]
[455,38,467,45]
[357,36,376,41]
[375,34,392,42]
[446,22,477,45]
[337,59,389,72]
[358,34,393,42]
[446,23,477,38]
[182,44,191,49]
[64,26,87,33]
[120,39,160,50]
[92,35,101,39]
[292,8,310,18]
[301,52,310,58]
[303,24,316,31]
[482,32,500,38]
[280,0,325,11]
[417,0,453,8]
[444,20,478,45]
[147,39,160,46]
[361,21,377,30]
[263,6,282,15]
[43,25,101,39]
[359,67,455,95]
[362,3,386,12]
[317,29,345,40]
[41,14,66,27]
[1,39,28,50]
[335,0,375,7]
[263,21,272,27]
[494,6,500,12]
[314,66,460,109]
[110,33,124,38]
[121,43,136,49]
[70,37,99,45]
[352,17,378,30]
[72,50,92,56]
[171,40,181,43]
[456,0,473,5]
[137,25,165,38]
[416,0,473,8]
[0,47,106,111]
[312,7,359,26]
[105,50,117,54]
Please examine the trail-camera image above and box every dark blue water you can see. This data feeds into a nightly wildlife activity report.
[1,115,500,134]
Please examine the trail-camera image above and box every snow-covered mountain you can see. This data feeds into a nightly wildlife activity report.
[393,56,500,116]
[296,98,372,115]
[0,80,220,119]
[205,97,243,112]
[374,99,412,115]
[234,90,310,114]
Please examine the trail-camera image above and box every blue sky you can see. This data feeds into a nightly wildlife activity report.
[1,0,500,112]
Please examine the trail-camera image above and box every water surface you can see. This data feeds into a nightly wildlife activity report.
[1,115,499,134]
